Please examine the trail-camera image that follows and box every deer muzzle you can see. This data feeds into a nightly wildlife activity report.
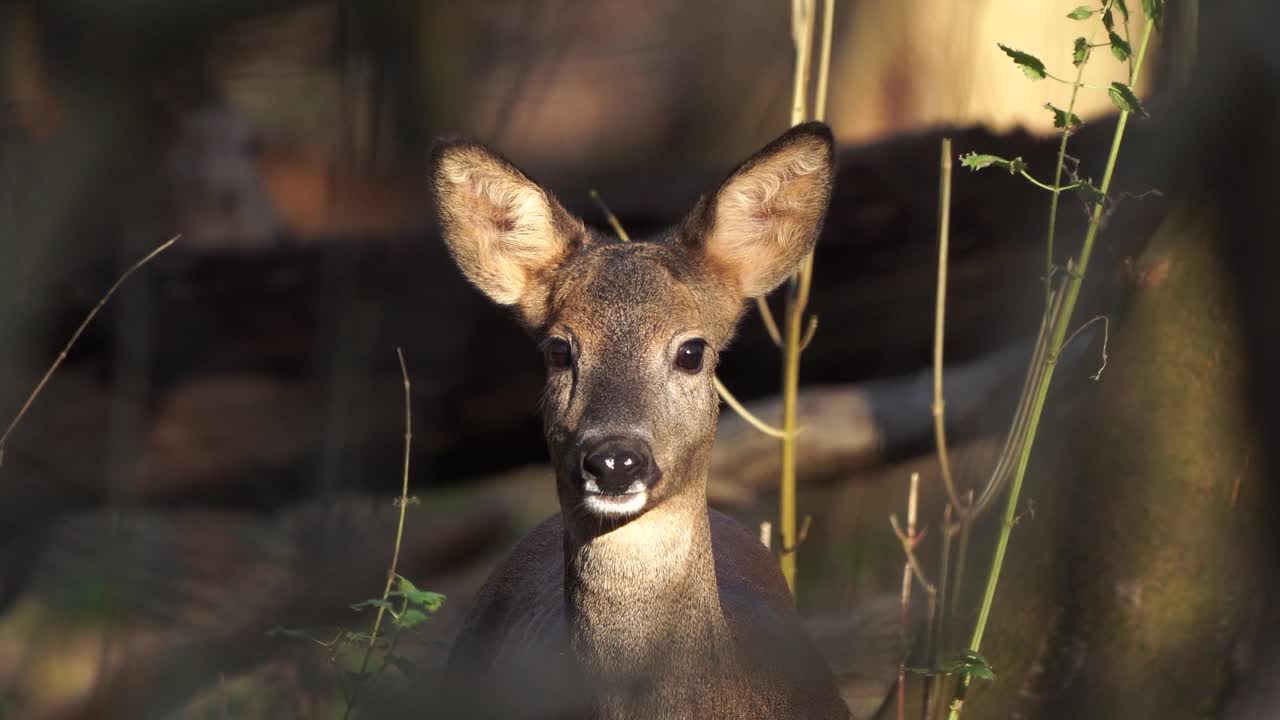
[577,435,661,517]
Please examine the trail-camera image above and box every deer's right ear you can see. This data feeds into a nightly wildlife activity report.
[432,140,585,324]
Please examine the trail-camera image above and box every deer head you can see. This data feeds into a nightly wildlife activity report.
[432,123,834,542]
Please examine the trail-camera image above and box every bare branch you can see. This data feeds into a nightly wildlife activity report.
[0,234,180,468]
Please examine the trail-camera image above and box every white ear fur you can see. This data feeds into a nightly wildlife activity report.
[432,142,584,314]
[699,123,834,298]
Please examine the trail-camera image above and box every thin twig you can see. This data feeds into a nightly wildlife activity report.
[896,473,927,720]
[713,376,792,439]
[814,0,835,122]
[778,0,819,594]
[1122,9,1136,82]
[1044,72,1104,89]
[795,250,816,310]
[754,297,784,347]
[1061,315,1110,381]
[0,234,180,468]
[891,514,937,597]
[945,490,974,644]
[1020,170,1082,193]
[346,348,414,719]
[779,514,813,555]
[933,138,965,516]
[1044,12,1098,306]
[799,314,819,351]
[925,503,959,720]
[588,189,631,242]
[972,283,1066,515]
[789,0,815,127]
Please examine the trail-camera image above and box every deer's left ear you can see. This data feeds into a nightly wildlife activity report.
[681,122,835,298]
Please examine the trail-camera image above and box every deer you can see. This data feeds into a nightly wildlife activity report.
[430,122,850,719]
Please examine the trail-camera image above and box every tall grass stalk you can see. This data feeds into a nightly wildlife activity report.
[776,0,835,595]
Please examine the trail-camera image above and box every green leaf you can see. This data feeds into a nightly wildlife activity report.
[404,590,445,612]
[959,152,1028,175]
[1044,103,1083,130]
[1102,8,1115,31]
[1109,31,1131,61]
[936,650,997,681]
[1114,0,1130,21]
[1074,181,1106,204]
[1066,5,1093,19]
[395,576,446,612]
[1107,81,1149,118]
[351,598,395,612]
[1073,37,1091,66]
[394,609,430,629]
[968,663,997,681]
[1142,0,1165,27]
[959,153,1003,171]
[997,43,1046,80]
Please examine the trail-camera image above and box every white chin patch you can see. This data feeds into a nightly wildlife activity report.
[583,480,648,517]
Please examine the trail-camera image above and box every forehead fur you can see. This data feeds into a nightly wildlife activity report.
[545,239,741,347]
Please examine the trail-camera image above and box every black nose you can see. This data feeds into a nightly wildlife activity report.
[580,437,656,495]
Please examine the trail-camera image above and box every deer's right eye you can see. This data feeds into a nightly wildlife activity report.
[545,338,573,370]
[674,339,707,374]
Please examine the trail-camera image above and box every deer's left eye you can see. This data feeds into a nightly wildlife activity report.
[674,339,707,374]
[545,338,573,370]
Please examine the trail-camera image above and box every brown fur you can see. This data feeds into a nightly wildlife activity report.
[432,122,847,719]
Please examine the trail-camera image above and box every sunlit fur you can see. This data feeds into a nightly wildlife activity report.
[702,135,833,297]
[433,143,586,325]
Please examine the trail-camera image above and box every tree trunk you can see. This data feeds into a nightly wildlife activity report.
[948,210,1267,718]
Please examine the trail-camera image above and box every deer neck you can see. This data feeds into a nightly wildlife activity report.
[563,488,731,679]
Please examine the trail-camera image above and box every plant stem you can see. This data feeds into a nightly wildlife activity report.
[779,254,809,591]
[346,348,414,719]
[1045,48,1091,305]
[713,376,790,438]
[755,297,785,347]
[0,234,179,468]
[947,17,1155,720]
[934,138,964,514]
[928,505,958,720]
[778,0,820,594]
[1022,170,1081,193]
[896,473,921,720]
[589,189,631,242]
[789,0,815,127]
[1045,0,1119,303]
[814,0,835,122]
[1045,72,1104,89]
